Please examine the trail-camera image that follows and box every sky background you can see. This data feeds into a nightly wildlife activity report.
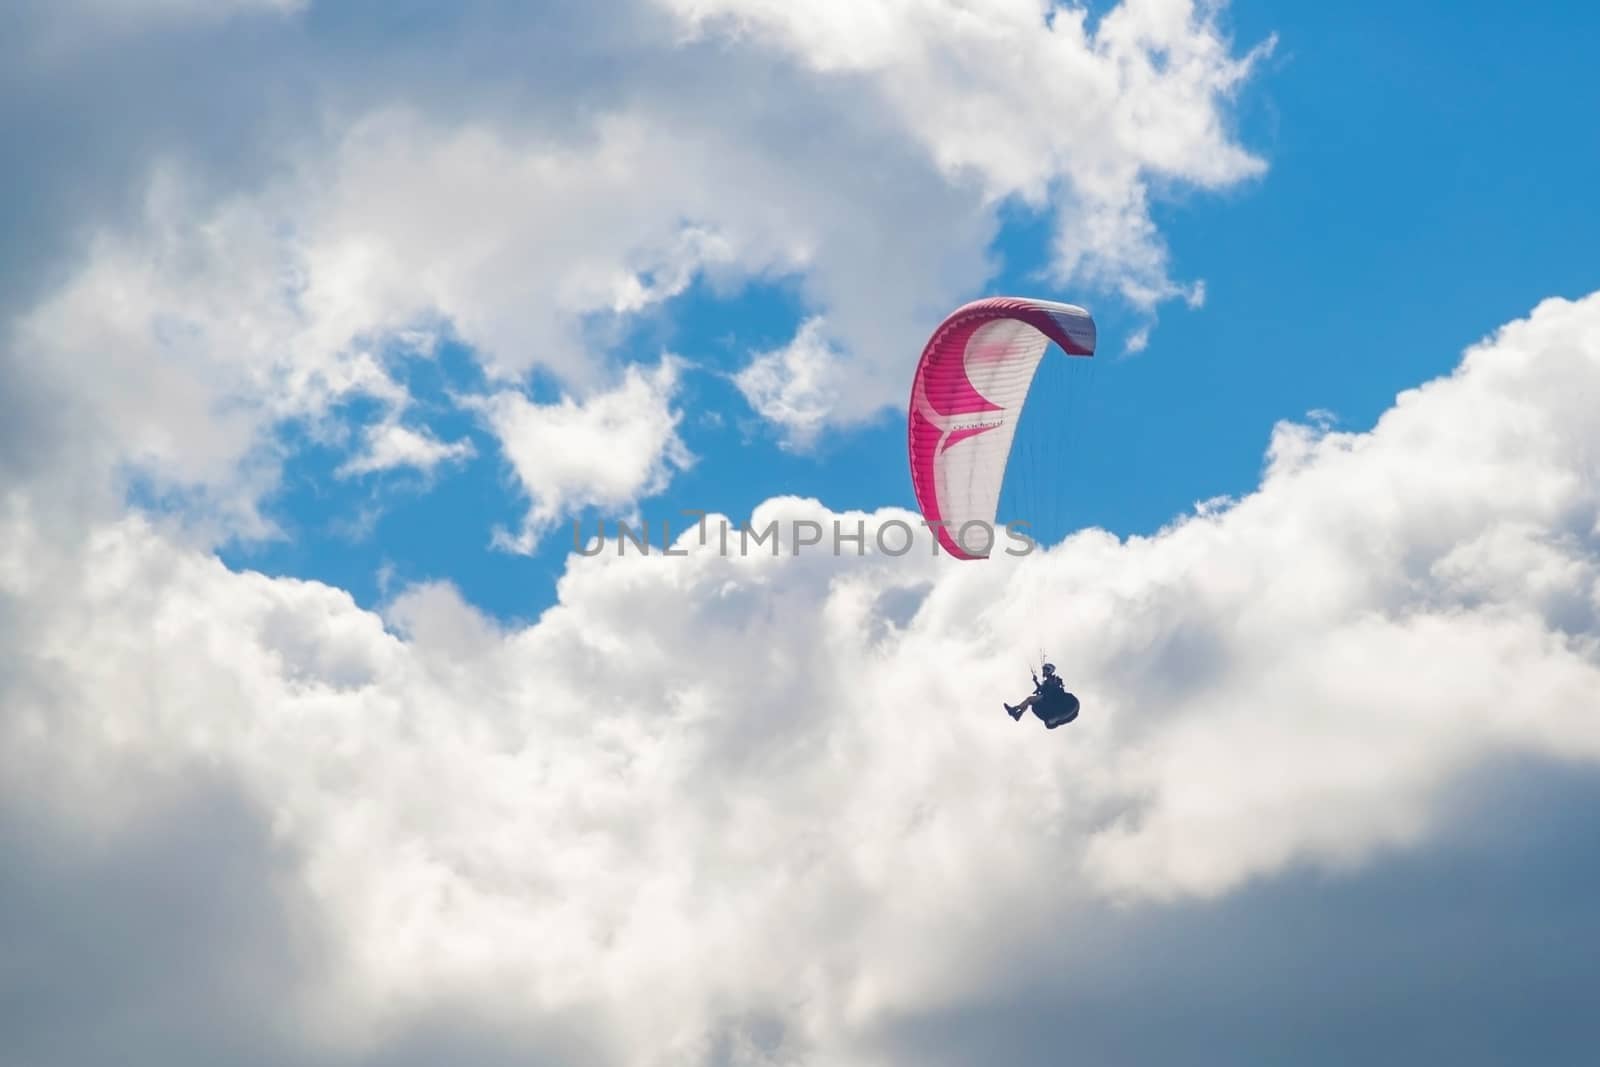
[3,2,1600,1065]
[204,0,1600,623]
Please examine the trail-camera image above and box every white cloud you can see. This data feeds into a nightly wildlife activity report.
[478,357,694,552]
[0,100,961,533]
[293,110,768,389]
[3,291,1600,1063]
[6,168,414,538]
[2,0,1271,536]
[733,317,851,449]
[337,421,476,479]
[659,0,1272,311]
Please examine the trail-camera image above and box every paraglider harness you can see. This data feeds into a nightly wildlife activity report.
[1033,671,1078,727]
[1027,656,1080,729]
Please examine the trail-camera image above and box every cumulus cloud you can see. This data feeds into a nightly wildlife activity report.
[3,291,1599,1064]
[660,0,1271,310]
[336,421,476,479]
[733,317,851,449]
[478,357,694,552]
[4,168,414,537]
[2,0,1270,541]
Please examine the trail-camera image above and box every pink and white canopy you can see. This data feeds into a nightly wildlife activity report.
[907,296,1097,559]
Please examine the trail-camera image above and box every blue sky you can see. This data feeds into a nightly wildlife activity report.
[215,0,1600,623]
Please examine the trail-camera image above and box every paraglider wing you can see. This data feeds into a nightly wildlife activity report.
[908,297,1096,559]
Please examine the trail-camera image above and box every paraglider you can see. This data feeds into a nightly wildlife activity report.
[1005,662,1080,729]
[904,296,1096,727]
[907,296,1096,560]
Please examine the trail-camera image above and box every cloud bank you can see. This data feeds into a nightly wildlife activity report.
[4,290,1599,1064]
